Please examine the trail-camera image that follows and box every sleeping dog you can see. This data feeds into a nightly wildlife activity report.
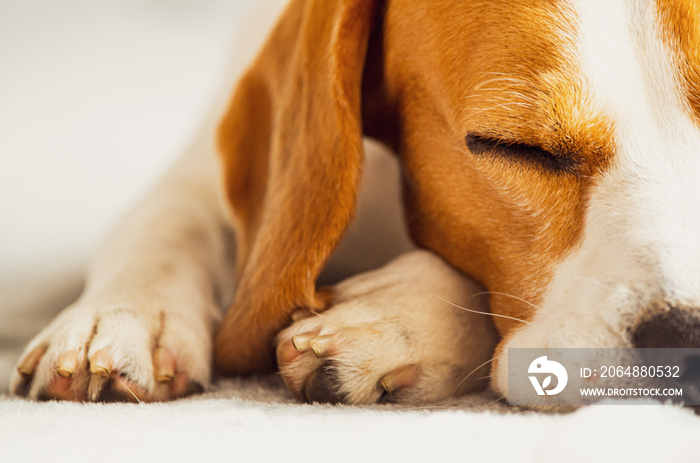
[11,0,700,405]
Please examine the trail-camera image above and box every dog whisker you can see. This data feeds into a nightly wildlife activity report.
[462,92,537,105]
[501,91,537,103]
[119,380,142,404]
[477,72,534,83]
[493,102,533,112]
[572,274,612,289]
[472,290,542,314]
[467,107,500,116]
[452,356,499,396]
[426,292,531,325]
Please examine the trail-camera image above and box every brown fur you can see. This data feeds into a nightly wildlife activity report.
[216,0,381,373]
[215,0,619,374]
[656,0,700,126]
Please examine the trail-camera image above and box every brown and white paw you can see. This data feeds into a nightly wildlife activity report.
[10,299,214,402]
[276,250,499,405]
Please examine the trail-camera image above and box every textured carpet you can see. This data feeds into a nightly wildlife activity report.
[2,373,699,463]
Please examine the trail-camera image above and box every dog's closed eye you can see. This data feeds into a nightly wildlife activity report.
[465,134,577,174]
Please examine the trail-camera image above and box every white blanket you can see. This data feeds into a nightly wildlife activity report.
[2,374,699,462]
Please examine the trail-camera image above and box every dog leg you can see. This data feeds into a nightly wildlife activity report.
[277,250,499,405]
[9,139,234,402]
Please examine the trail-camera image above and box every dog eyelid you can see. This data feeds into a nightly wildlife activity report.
[465,133,577,174]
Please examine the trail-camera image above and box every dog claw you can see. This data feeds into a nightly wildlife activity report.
[56,350,80,378]
[291,331,319,353]
[154,347,176,383]
[309,335,335,359]
[87,374,109,401]
[17,345,47,376]
[380,365,420,393]
[89,349,113,378]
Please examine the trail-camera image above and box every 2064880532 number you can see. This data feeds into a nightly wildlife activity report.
[600,365,680,378]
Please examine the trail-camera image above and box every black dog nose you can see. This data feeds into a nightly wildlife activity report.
[632,307,700,408]
[633,307,700,348]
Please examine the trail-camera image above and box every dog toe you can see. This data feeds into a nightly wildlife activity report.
[10,345,47,396]
[277,317,415,405]
[275,267,497,406]
[55,350,80,378]
[12,302,212,403]
[380,364,420,393]
[39,375,87,401]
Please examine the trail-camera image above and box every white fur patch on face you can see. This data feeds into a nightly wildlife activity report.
[493,0,700,397]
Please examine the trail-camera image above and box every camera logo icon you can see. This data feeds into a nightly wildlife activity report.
[528,356,568,396]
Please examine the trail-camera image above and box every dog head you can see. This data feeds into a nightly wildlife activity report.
[215,0,700,399]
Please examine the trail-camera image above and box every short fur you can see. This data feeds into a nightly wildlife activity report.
[11,0,700,406]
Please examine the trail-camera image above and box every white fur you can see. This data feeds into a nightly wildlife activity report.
[15,0,699,407]
[493,0,700,398]
[10,131,416,400]
[277,251,497,404]
[10,135,232,399]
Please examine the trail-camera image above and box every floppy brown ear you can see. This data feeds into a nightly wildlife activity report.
[215,0,384,374]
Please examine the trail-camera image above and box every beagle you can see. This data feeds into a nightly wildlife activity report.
[11,0,700,406]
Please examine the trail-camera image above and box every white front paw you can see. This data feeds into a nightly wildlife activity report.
[10,296,216,402]
[276,251,498,405]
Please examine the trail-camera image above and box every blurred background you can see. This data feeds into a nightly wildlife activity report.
[0,0,287,390]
